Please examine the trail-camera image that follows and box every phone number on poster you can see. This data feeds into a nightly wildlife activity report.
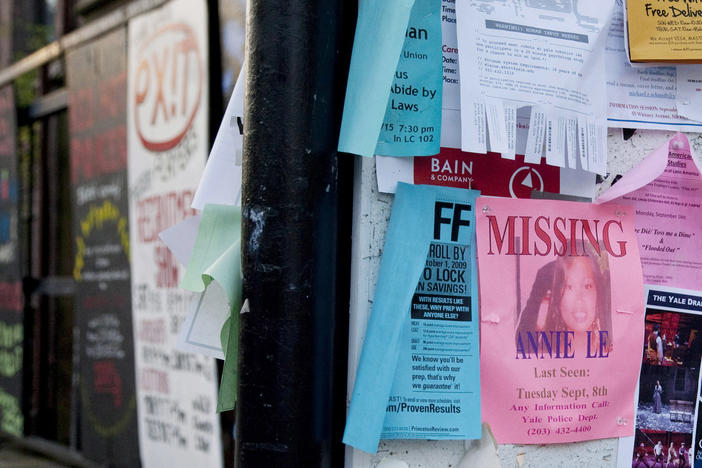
[527,425,592,436]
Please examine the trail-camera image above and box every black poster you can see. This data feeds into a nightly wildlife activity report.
[67,28,140,466]
[0,84,23,437]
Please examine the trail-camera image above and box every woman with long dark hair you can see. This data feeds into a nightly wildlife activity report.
[515,243,612,353]
[653,380,663,414]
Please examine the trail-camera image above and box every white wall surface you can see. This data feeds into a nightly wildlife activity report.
[346,129,702,467]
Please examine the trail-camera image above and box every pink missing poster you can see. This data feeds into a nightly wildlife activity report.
[476,198,645,444]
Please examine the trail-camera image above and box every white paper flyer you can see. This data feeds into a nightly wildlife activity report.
[127,1,223,466]
[456,1,614,175]
[606,1,702,132]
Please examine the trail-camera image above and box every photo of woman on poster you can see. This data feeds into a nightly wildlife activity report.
[476,198,645,445]
[636,365,697,434]
[515,242,612,354]
[654,380,663,414]
[647,329,666,365]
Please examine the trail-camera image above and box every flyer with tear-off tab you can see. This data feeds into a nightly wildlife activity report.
[456,1,614,174]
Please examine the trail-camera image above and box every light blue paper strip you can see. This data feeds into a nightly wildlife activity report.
[343,183,481,453]
[375,0,442,157]
[381,186,480,441]
[338,0,416,158]
[343,183,432,452]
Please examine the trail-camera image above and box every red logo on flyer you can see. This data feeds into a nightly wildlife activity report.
[414,148,559,198]
[133,24,203,152]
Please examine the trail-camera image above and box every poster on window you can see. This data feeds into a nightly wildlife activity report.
[67,27,141,467]
[0,84,22,438]
[127,1,222,466]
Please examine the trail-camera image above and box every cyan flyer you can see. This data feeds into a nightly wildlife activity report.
[381,186,480,440]
[337,0,443,158]
[375,0,442,157]
[343,183,480,453]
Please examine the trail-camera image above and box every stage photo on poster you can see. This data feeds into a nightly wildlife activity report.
[631,428,692,468]
[618,286,702,468]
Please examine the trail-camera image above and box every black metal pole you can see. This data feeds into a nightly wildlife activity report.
[237,0,355,466]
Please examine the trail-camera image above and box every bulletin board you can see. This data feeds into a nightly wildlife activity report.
[346,129,702,467]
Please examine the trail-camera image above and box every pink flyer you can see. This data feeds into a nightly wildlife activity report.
[476,198,645,444]
[597,134,702,466]
[597,133,702,291]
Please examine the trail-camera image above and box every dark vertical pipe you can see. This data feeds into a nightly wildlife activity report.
[206,0,223,147]
[237,0,355,466]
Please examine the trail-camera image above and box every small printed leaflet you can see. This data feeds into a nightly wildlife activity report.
[476,197,645,443]
[344,183,480,453]
[605,2,702,131]
[375,110,596,198]
[676,65,702,124]
[597,133,702,291]
[192,64,244,209]
[375,0,442,156]
[626,0,702,63]
[456,1,614,174]
[439,0,460,148]
[338,0,443,157]
[337,0,416,157]
[175,204,242,412]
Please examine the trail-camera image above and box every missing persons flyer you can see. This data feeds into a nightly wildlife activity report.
[344,184,481,453]
[475,197,645,444]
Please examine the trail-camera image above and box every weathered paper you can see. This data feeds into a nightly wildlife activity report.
[456,1,613,174]
[597,133,702,291]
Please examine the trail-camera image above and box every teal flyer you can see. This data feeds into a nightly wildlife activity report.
[375,0,442,157]
[338,0,415,158]
[343,184,481,453]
